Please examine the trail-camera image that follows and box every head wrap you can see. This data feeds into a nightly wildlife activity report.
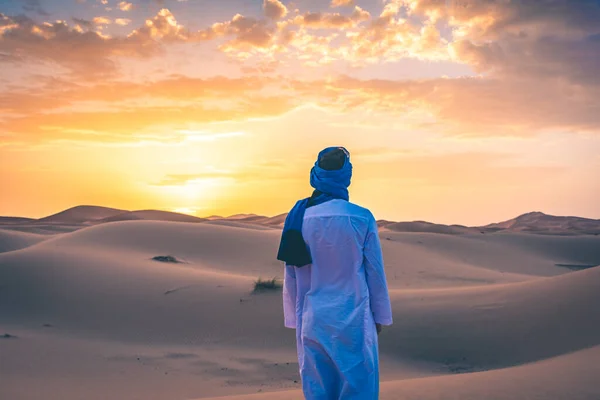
[277,147,352,267]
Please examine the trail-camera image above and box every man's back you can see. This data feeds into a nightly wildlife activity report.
[303,199,372,295]
[283,199,392,399]
[279,147,392,399]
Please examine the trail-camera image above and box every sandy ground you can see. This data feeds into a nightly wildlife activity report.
[1,216,600,399]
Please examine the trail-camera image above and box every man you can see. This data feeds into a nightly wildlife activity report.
[277,147,393,399]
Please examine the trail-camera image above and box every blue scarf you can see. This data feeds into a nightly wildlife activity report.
[277,147,352,267]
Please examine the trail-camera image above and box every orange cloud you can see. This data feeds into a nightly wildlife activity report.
[115,18,131,26]
[3,73,600,147]
[0,75,295,143]
[307,76,600,135]
[2,1,599,143]
[0,5,447,78]
[129,8,188,41]
[294,7,370,29]
[216,4,448,65]
[117,1,133,11]
[71,17,93,29]
[0,12,170,78]
[0,76,270,116]
[8,0,590,85]
[263,0,288,20]
[92,16,111,25]
[219,14,274,48]
[331,0,354,8]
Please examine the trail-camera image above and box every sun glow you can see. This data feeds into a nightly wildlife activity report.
[161,178,231,200]
[170,207,200,215]
[1,0,599,224]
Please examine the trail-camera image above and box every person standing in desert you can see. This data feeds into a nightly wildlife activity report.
[278,147,393,399]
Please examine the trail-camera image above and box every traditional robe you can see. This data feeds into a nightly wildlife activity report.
[283,199,393,400]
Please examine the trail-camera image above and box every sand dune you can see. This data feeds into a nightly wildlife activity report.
[199,345,600,400]
[484,211,600,235]
[30,220,283,278]
[4,206,600,237]
[12,220,598,288]
[0,223,85,235]
[207,213,287,228]
[0,229,47,253]
[222,214,261,220]
[96,210,207,224]
[36,205,127,224]
[384,266,600,369]
[251,213,288,228]
[380,212,600,236]
[1,219,600,399]
[0,216,36,224]
[207,210,600,235]
[204,220,276,230]
[383,221,478,235]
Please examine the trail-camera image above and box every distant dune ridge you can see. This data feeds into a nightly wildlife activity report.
[1,205,599,235]
[483,211,600,235]
[36,205,127,224]
[98,210,207,224]
[382,221,475,235]
[1,206,600,399]
[0,217,36,224]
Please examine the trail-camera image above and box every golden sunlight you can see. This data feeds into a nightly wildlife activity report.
[1,1,600,400]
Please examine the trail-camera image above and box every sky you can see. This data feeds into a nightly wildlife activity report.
[1,0,599,225]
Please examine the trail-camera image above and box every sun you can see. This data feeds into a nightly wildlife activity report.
[171,207,199,216]
[157,177,234,216]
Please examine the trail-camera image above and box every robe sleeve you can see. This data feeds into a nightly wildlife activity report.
[283,263,298,329]
[364,216,393,326]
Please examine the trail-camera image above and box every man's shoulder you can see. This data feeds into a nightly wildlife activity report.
[305,199,374,221]
[345,201,375,219]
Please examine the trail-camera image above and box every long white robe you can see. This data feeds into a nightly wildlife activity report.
[283,199,393,400]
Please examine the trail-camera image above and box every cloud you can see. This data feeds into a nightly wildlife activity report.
[331,0,354,8]
[92,16,111,25]
[210,14,276,52]
[1,4,447,78]
[213,6,446,66]
[2,1,600,142]
[294,75,600,135]
[355,151,565,189]
[294,7,370,29]
[0,8,235,79]
[0,75,270,116]
[12,0,597,85]
[0,107,261,143]
[0,12,169,78]
[3,72,600,146]
[72,17,93,30]
[331,4,449,64]
[407,0,600,85]
[0,75,294,143]
[226,4,448,66]
[411,0,600,38]
[263,0,288,20]
[117,1,133,11]
[129,8,188,41]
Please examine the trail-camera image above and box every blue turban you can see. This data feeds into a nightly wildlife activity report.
[277,147,353,267]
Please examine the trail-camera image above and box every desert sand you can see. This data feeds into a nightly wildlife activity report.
[1,206,600,400]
